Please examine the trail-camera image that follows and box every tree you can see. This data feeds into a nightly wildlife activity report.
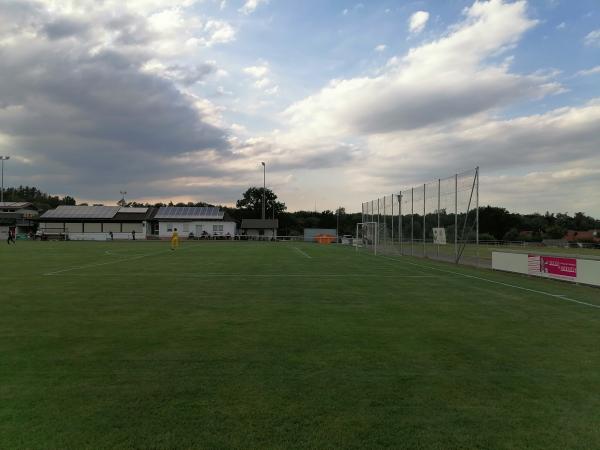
[236,187,286,219]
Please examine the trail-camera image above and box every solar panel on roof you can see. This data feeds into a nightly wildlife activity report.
[153,206,224,220]
[41,205,120,219]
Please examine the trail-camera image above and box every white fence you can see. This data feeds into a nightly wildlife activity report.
[492,251,600,287]
[68,232,145,241]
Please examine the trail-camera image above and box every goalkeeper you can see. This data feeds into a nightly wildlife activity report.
[171,228,180,250]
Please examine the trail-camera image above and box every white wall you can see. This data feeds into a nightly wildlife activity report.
[158,221,236,238]
[243,229,277,238]
[68,232,146,241]
[492,251,600,287]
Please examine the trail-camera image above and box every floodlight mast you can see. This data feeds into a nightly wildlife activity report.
[0,156,9,204]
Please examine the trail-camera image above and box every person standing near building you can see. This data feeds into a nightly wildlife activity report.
[171,228,179,250]
[7,226,16,245]
[132,230,136,241]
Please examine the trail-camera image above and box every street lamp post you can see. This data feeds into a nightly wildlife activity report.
[0,156,9,204]
[261,162,266,220]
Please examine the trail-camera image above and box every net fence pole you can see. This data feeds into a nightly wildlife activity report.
[391,194,394,245]
[437,178,440,258]
[454,173,458,264]
[423,183,426,258]
[383,195,387,247]
[476,167,480,268]
[362,202,365,225]
[411,187,414,257]
[377,198,380,249]
[399,192,403,255]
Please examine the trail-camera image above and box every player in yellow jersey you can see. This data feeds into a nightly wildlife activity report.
[171,228,179,250]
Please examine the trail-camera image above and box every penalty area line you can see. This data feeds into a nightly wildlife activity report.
[43,245,200,276]
[293,247,312,259]
[377,254,600,310]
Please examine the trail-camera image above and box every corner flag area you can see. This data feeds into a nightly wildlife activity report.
[1,241,599,448]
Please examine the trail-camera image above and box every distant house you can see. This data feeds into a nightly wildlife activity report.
[564,230,600,243]
[240,219,278,239]
[149,206,236,239]
[39,205,152,240]
[0,202,39,237]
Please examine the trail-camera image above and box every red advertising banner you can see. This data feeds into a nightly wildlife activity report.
[528,255,577,279]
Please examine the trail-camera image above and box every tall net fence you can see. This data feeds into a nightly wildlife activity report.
[361,168,481,266]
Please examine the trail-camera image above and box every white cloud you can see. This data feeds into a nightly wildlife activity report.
[204,20,236,46]
[243,65,269,78]
[375,44,387,52]
[584,29,600,47]
[239,0,268,15]
[284,0,556,139]
[556,22,566,30]
[409,11,430,34]
[576,65,600,76]
[264,85,279,95]
[254,77,272,88]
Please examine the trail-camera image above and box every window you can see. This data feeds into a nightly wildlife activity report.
[167,223,173,232]
[213,224,223,232]
[182,223,189,233]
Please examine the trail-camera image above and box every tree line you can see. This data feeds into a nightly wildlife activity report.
[5,186,599,241]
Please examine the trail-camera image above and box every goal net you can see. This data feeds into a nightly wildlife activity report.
[355,222,378,255]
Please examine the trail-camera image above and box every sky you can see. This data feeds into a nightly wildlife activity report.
[0,0,599,215]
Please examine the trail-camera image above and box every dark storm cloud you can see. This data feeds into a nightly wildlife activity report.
[43,18,90,40]
[0,1,233,199]
[0,45,227,153]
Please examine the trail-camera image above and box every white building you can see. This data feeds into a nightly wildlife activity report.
[152,206,236,239]
[39,205,150,240]
[240,219,279,239]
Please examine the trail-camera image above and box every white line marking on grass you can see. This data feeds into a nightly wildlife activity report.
[51,273,437,279]
[293,247,312,259]
[376,255,600,310]
[44,250,168,275]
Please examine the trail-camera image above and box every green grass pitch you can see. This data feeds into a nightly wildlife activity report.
[1,241,600,449]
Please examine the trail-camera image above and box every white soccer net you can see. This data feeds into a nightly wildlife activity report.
[360,168,480,265]
[355,222,378,255]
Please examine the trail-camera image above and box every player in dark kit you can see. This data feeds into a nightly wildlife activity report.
[6,226,16,245]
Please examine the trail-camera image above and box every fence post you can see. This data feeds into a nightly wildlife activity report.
[454,173,458,263]
[371,200,374,229]
[437,178,441,258]
[377,198,380,247]
[391,194,394,244]
[362,202,365,225]
[411,187,414,256]
[476,167,480,267]
[399,192,403,255]
[423,183,426,257]
[383,195,387,247]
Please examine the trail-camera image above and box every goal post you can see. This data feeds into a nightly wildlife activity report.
[355,222,378,255]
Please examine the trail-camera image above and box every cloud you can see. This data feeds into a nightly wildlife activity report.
[343,99,600,215]
[556,21,566,30]
[375,44,387,52]
[409,11,430,34]
[243,63,278,94]
[584,29,600,47]
[576,65,600,77]
[243,65,269,78]
[0,0,232,199]
[204,20,236,46]
[284,0,558,138]
[239,0,268,15]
